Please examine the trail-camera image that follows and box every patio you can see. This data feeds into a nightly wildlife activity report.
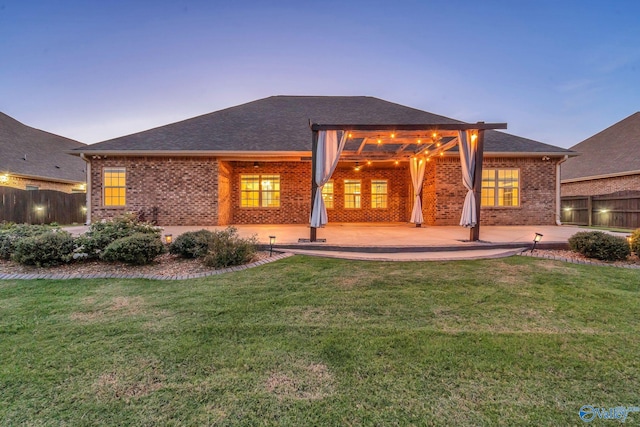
[151,223,604,251]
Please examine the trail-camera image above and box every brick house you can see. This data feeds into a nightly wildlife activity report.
[0,112,86,193]
[73,96,573,228]
[561,112,640,196]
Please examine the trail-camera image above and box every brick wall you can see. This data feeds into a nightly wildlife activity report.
[428,156,558,226]
[90,156,219,225]
[561,174,640,196]
[327,163,410,222]
[0,175,84,193]
[230,161,312,224]
[218,161,232,225]
[87,156,558,226]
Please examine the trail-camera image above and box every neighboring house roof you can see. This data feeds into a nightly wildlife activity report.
[562,112,640,182]
[0,112,86,183]
[74,96,573,156]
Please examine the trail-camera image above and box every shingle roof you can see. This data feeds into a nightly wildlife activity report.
[0,112,86,183]
[562,112,640,181]
[76,96,572,155]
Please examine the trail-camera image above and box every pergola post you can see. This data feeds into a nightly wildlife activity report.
[310,129,319,242]
[470,126,485,241]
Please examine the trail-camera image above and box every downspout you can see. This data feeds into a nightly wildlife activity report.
[80,153,91,225]
[555,155,569,226]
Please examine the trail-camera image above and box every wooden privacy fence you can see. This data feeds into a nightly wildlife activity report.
[561,191,640,230]
[0,187,86,225]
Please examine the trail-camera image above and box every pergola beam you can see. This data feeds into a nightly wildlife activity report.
[311,123,507,132]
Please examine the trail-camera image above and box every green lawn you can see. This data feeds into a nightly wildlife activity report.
[1,256,639,426]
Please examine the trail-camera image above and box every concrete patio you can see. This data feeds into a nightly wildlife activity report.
[62,223,628,261]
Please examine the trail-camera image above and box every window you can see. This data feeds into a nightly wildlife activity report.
[344,179,361,209]
[371,180,388,208]
[481,169,519,207]
[103,167,126,206]
[240,174,280,207]
[322,180,334,209]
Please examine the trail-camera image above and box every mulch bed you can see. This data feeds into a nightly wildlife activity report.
[0,251,273,278]
[523,249,640,268]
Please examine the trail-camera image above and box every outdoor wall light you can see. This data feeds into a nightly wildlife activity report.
[81,206,87,212]
[531,233,543,253]
[0,174,8,183]
[253,162,259,168]
[354,162,361,172]
[269,235,276,257]
[164,234,173,244]
[35,206,44,212]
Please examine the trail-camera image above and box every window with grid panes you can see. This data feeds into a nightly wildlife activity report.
[481,169,519,207]
[344,179,361,208]
[240,174,280,207]
[103,167,126,206]
[321,180,334,209]
[371,179,388,208]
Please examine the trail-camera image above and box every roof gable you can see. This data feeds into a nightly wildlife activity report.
[77,96,572,155]
[0,113,86,183]
[561,112,640,181]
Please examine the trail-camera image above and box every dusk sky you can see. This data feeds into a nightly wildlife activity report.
[1,0,638,148]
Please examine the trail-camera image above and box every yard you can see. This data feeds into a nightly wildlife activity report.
[1,255,639,425]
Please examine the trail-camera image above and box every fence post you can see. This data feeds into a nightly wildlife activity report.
[587,196,593,227]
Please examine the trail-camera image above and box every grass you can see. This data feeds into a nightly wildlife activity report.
[1,255,640,426]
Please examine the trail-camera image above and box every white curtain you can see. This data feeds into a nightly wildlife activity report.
[409,157,426,224]
[459,130,477,228]
[310,130,347,228]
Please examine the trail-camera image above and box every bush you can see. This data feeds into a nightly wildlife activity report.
[77,214,161,259]
[203,227,258,269]
[630,228,640,255]
[12,231,75,267]
[0,224,54,260]
[169,229,215,258]
[568,231,630,261]
[101,233,166,265]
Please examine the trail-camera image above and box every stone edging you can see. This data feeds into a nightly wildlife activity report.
[0,252,295,281]
[518,250,640,269]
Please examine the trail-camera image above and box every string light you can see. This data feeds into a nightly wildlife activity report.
[377,139,381,144]
[394,160,399,165]
[366,160,372,166]
[391,133,395,139]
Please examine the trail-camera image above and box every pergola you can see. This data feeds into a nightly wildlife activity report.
[309,122,508,242]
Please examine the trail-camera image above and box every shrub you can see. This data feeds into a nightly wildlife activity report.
[568,231,630,261]
[630,228,640,255]
[169,229,215,258]
[203,227,258,269]
[77,214,161,259]
[101,233,166,265]
[0,224,54,260]
[12,231,75,267]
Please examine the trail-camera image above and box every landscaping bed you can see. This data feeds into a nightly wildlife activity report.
[0,251,272,277]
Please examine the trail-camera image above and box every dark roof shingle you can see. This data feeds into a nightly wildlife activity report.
[561,112,640,181]
[0,112,86,183]
[76,96,572,155]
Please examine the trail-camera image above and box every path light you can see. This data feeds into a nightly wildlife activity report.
[269,235,276,257]
[627,235,633,249]
[531,233,543,253]
[164,234,173,245]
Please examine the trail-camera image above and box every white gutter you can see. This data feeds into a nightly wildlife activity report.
[556,155,569,225]
[80,153,91,225]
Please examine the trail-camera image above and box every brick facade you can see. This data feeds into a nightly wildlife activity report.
[87,156,559,226]
[230,161,311,224]
[561,173,640,197]
[425,156,558,226]
[90,156,220,225]
[0,175,85,193]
